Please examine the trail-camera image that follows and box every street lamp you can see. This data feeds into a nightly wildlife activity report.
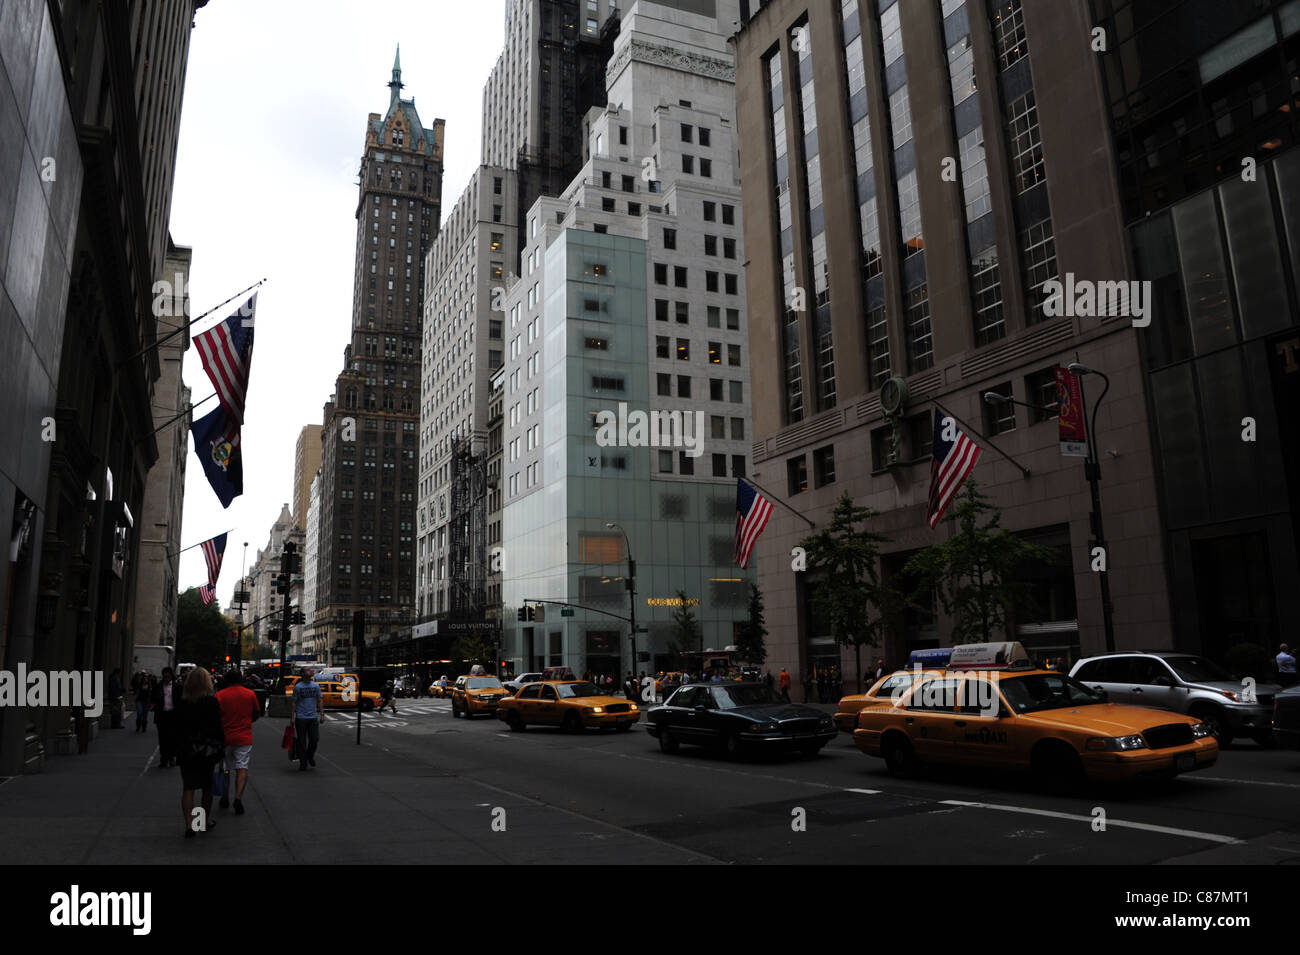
[1067,362,1115,653]
[982,391,1055,415]
[605,522,637,694]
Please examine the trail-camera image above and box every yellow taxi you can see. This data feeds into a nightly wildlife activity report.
[833,668,943,732]
[496,680,640,733]
[853,645,1218,789]
[655,672,686,695]
[429,678,454,698]
[294,680,383,712]
[451,675,512,719]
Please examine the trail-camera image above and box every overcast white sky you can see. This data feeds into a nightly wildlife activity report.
[171,0,506,608]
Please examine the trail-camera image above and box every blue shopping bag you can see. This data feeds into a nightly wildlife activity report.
[213,762,229,798]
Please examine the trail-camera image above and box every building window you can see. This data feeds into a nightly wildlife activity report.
[663,228,677,249]
[1026,368,1060,424]
[657,373,672,396]
[1020,219,1058,326]
[990,0,1028,71]
[866,305,891,387]
[1005,91,1045,195]
[787,455,808,495]
[905,284,933,373]
[656,299,669,322]
[681,123,693,142]
[971,247,1006,346]
[729,380,743,403]
[678,375,692,398]
[656,336,670,359]
[698,127,711,147]
[678,452,695,475]
[659,450,674,473]
[813,445,836,487]
[730,417,744,440]
[727,343,741,367]
[703,201,716,221]
[731,455,746,478]
[676,338,690,361]
[654,263,668,285]
[705,235,717,256]
[708,341,721,364]
[722,204,735,225]
[675,301,689,324]
[983,382,1016,435]
[682,154,694,174]
[674,266,688,288]
[700,158,712,178]
[712,453,728,477]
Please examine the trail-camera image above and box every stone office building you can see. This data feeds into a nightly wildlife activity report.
[0,0,206,772]
[734,0,1171,678]
[315,51,444,666]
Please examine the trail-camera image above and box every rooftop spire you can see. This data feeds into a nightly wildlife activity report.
[388,44,404,104]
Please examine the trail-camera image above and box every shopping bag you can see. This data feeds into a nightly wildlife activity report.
[212,763,229,798]
[281,724,296,750]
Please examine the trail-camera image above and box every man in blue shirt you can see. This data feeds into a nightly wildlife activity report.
[290,669,324,771]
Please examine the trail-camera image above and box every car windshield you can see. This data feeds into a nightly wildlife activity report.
[1164,656,1233,683]
[999,674,1106,713]
[467,678,502,690]
[556,682,604,698]
[712,684,777,708]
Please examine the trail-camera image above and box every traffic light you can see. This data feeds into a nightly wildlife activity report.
[292,609,306,625]
[276,572,289,595]
[282,540,302,575]
[517,604,536,621]
[517,606,527,621]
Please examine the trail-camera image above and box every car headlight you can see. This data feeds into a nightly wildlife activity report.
[750,722,779,733]
[629,704,638,711]
[1191,722,1213,738]
[1220,690,1239,702]
[1085,734,1147,751]
[591,706,604,713]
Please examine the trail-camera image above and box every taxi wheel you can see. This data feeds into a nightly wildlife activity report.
[506,711,526,732]
[452,702,462,718]
[361,699,374,712]
[882,735,915,777]
[1032,743,1084,794]
[659,728,680,754]
[563,712,584,734]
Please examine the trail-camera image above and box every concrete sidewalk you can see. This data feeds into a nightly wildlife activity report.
[0,714,711,865]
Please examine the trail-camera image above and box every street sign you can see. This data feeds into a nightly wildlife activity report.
[636,626,648,633]
[561,608,574,617]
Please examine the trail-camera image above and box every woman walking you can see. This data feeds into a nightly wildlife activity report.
[176,666,225,838]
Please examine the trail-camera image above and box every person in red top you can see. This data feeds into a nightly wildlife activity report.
[215,669,262,815]
[778,667,792,703]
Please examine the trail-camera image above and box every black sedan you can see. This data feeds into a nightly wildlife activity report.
[1274,684,1300,749]
[645,681,837,758]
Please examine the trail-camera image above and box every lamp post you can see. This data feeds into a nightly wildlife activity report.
[605,522,637,694]
[1067,363,1115,653]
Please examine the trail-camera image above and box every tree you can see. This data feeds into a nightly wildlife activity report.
[670,590,702,671]
[451,631,496,670]
[176,587,232,668]
[800,493,898,692]
[902,480,1055,644]
[734,583,768,666]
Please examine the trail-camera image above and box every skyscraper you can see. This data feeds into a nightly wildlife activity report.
[733,0,1170,676]
[314,50,445,664]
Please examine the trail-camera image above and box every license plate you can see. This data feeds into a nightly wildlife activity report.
[616,715,627,723]
[1175,754,1195,772]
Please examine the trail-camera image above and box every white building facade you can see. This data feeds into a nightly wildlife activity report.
[500,0,754,678]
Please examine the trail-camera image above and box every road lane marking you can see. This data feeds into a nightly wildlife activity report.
[1184,776,1300,790]
[938,799,1243,845]
[844,788,881,795]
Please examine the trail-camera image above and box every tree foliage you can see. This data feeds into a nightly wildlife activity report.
[176,587,232,668]
[799,493,898,691]
[734,583,768,665]
[451,631,497,669]
[902,481,1055,644]
[670,590,702,665]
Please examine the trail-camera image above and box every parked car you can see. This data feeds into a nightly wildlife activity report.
[645,682,836,758]
[503,672,544,694]
[1070,651,1278,746]
[1273,685,1300,749]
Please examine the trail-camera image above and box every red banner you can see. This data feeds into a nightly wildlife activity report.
[1056,366,1088,457]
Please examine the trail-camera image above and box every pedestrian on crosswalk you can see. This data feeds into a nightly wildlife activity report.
[379,679,398,715]
[291,668,324,771]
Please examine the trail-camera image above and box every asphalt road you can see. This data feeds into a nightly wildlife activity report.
[337,699,1300,865]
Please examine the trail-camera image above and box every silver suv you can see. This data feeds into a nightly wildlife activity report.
[1070,652,1278,746]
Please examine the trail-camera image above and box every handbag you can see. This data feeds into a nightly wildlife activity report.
[212,762,229,798]
[281,724,296,750]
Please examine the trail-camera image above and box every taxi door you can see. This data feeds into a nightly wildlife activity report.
[515,683,542,721]
[902,677,963,760]
[317,682,341,709]
[535,684,560,724]
[948,676,1018,768]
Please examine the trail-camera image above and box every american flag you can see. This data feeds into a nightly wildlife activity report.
[199,584,216,606]
[200,533,228,588]
[735,478,774,569]
[193,295,256,423]
[927,408,981,529]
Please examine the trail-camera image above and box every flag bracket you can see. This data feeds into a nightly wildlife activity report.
[744,477,816,528]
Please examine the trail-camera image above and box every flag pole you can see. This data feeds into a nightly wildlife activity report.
[929,399,1031,479]
[168,530,236,560]
[744,477,816,528]
[139,391,218,445]
[117,277,266,370]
